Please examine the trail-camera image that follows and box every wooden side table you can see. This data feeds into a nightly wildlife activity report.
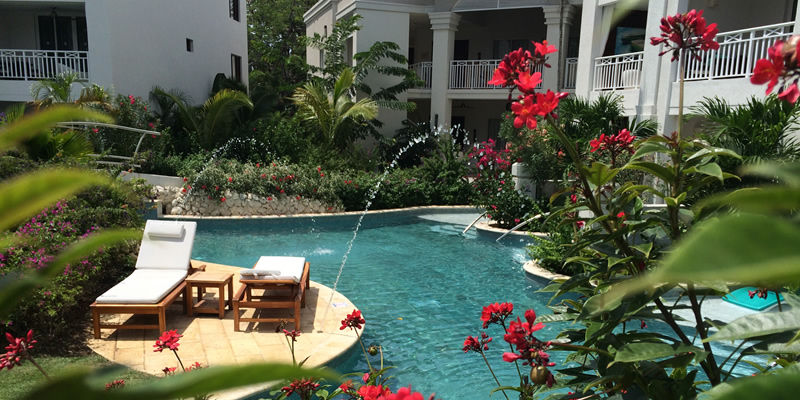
[185,271,234,318]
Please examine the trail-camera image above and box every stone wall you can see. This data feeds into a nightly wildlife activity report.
[154,186,342,217]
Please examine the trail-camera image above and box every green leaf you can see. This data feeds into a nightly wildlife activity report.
[0,168,111,232]
[702,370,800,399]
[698,187,800,213]
[537,313,577,323]
[688,163,724,183]
[624,161,676,183]
[22,363,338,400]
[0,106,111,151]
[581,162,620,188]
[631,141,670,160]
[740,162,800,188]
[706,307,800,342]
[614,342,707,364]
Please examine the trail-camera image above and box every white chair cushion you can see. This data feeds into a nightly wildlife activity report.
[147,223,185,239]
[240,256,305,283]
[135,220,197,271]
[95,270,187,304]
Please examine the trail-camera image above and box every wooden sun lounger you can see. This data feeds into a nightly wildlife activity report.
[232,261,310,331]
[90,282,187,339]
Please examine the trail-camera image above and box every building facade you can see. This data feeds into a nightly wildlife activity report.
[0,0,248,105]
[305,0,799,141]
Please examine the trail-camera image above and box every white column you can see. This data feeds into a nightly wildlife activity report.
[794,2,800,34]
[654,0,689,135]
[636,0,668,121]
[428,12,460,128]
[574,0,605,96]
[542,5,576,92]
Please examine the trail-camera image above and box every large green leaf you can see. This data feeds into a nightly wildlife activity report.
[0,169,111,232]
[686,163,724,183]
[581,162,620,188]
[0,106,111,151]
[702,370,800,399]
[706,307,800,342]
[22,363,338,400]
[697,187,800,213]
[614,342,707,364]
[741,163,800,188]
[624,161,676,183]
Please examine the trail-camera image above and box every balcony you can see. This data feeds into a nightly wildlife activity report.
[592,52,644,91]
[410,62,432,89]
[450,60,543,90]
[563,57,578,89]
[681,22,793,82]
[0,49,89,81]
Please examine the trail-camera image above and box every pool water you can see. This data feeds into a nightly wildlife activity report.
[190,211,561,398]
[187,210,760,398]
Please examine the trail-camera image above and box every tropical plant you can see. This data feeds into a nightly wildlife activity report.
[291,68,379,151]
[30,72,84,106]
[154,88,254,150]
[303,15,422,137]
[559,93,658,146]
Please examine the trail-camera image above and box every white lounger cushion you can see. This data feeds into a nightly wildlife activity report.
[95,270,187,304]
[136,220,197,271]
[240,256,305,282]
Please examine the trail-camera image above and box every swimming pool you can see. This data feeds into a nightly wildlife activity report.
[187,209,759,398]
[189,209,559,398]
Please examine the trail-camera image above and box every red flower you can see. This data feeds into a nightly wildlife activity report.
[181,188,187,193]
[650,9,718,61]
[162,366,177,376]
[640,320,648,329]
[510,95,539,129]
[256,163,260,167]
[382,386,428,400]
[267,197,272,201]
[228,177,233,182]
[534,40,557,57]
[340,309,365,331]
[261,173,266,178]
[481,302,514,328]
[535,90,566,116]
[779,83,800,103]
[221,197,226,202]
[186,361,204,371]
[183,177,188,182]
[281,378,320,397]
[0,330,36,371]
[283,329,300,342]
[617,211,626,219]
[201,185,206,190]
[514,71,542,94]
[105,379,125,390]
[487,48,532,88]
[358,385,392,400]
[462,332,492,353]
[296,195,301,200]
[570,194,577,204]
[153,330,182,352]
[339,380,354,392]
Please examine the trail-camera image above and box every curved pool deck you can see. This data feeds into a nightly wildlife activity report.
[88,261,359,399]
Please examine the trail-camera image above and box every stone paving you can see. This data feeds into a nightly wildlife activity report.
[88,261,359,399]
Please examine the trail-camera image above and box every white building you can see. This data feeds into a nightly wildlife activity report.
[0,0,248,106]
[304,0,799,141]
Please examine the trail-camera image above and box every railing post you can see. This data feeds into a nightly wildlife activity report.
[744,29,755,78]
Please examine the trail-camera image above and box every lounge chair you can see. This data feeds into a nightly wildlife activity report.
[90,220,198,338]
[233,256,310,331]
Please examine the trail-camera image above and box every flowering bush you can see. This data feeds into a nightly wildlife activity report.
[468,139,539,228]
[0,176,144,353]
[86,94,162,157]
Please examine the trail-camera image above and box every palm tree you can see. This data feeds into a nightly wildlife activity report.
[30,72,84,106]
[291,68,379,151]
[559,93,658,145]
[153,88,254,150]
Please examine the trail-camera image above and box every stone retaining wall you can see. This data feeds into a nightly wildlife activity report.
[154,186,342,217]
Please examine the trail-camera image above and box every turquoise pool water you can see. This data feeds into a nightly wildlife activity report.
[186,210,758,398]
[189,210,560,398]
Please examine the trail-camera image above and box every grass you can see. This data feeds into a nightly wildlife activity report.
[0,354,157,400]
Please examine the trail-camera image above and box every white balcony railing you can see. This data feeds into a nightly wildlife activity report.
[410,62,432,89]
[450,59,543,90]
[0,49,89,81]
[593,51,644,91]
[682,21,794,82]
[563,57,578,89]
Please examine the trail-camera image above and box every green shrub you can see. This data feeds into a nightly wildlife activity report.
[526,228,581,276]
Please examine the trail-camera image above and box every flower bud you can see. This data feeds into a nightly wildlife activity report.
[368,345,379,356]
[529,365,550,385]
